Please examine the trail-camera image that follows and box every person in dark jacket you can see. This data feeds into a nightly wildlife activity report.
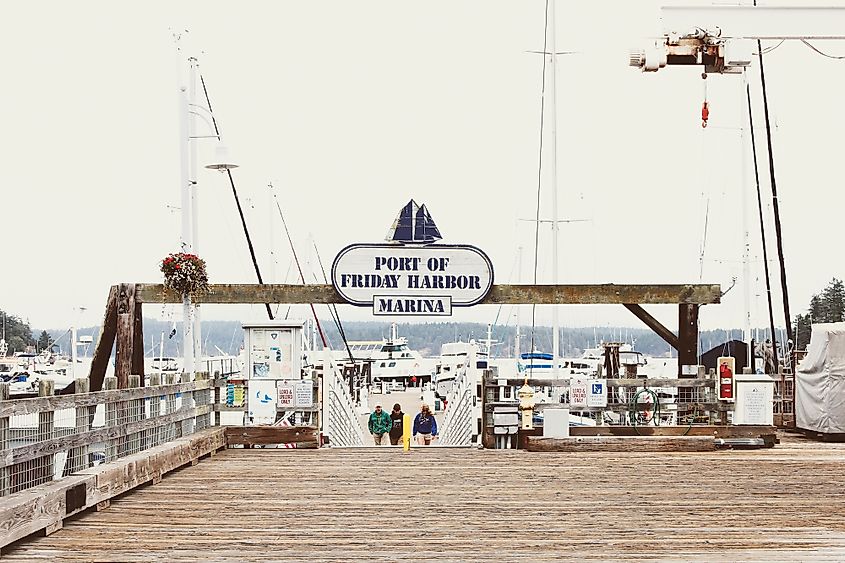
[368,403,391,445]
[388,403,404,445]
[412,403,438,445]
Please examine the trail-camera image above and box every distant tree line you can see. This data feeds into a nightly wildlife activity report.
[10,313,811,360]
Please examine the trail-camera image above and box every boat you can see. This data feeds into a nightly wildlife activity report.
[433,340,489,399]
[335,323,428,393]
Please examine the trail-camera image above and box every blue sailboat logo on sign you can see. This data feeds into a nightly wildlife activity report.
[385,199,442,245]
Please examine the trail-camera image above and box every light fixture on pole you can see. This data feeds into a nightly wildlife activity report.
[205,143,239,172]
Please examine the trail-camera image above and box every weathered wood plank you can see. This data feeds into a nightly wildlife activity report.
[115,283,135,389]
[486,401,727,412]
[0,474,95,548]
[131,296,145,383]
[78,428,226,506]
[0,380,211,419]
[224,426,319,447]
[8,437,845,561]
[624,303,680,349]
[569,425,777,439]
[525,435,715,452]
[136,283,722,305]
[0,428,225,550]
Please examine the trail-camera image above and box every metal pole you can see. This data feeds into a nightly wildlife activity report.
[741,71,753,367]
[547,0,560,380]
[71,325,78,380]
[189,57,202,375]
[179,69,194,379]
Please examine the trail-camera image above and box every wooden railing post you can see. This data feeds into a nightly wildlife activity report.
[0,383,8,496]
[194,372,209,431]
[181,371,195,438]
[38,380,55,485]
[166,374,180,441]
[213,377,221,428]
[67,378,90,475]
[104,376,118,462]
[128,375,141,455]
[148,373,161,448]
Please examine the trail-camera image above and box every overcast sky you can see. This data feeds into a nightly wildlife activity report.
[3,0,844,337]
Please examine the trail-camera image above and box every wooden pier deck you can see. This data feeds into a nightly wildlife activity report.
[4,434,845,561]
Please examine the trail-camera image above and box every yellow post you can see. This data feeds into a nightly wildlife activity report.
[518,383,535,430]
[402,413,412,452]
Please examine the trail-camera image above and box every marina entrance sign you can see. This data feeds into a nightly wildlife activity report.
[331,243,494,316]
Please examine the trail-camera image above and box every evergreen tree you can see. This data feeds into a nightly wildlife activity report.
[0,309,36,354]
[793,278,845,350]
[36,330,52,352]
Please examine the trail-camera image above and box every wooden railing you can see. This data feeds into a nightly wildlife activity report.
[481,370,724,449]
[0,373,213,497]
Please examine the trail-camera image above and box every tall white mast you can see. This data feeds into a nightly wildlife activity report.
[179,59,194,379]
[189,57,202,372]
[545,0,561,379]
[741,70,753,366]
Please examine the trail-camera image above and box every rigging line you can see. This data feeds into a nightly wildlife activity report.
[311,269,343,350]
[753,39,785,56]
[313,241,355,364]
[273,260,295,318]
[199,73,274,320]
[269,182,328,348]
[756,33,794,352]
[746,78,779,368]
[529,0,552,371]
[801,39,845,59]
[491,252,519,333]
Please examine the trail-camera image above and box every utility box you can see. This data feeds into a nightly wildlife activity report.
[243,321,304,380]
[733,373,775,426]
[543,409,570,438]
[243,321,306,425]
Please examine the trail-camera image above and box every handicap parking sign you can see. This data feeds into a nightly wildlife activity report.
[587,379,608,408]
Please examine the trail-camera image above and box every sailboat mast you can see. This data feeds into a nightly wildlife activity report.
[515,246,522,356]
[546,0,561,379]
[741,71,753,366]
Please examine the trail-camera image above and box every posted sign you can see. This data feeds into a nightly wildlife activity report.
[331,244,493,316]
[277,382,295,408]
[570,378,607,408]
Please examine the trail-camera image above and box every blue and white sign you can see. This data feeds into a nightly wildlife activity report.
[332,201,494,316]
[588,379,607,408]
[570,378,607,408]
[332,244,493,314]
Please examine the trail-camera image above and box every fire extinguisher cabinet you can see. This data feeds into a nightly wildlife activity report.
[733,373,775,426]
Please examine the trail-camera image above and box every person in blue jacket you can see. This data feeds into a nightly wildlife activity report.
[412,403,438,445]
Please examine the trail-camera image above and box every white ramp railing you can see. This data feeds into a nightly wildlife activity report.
[320,354,364,447]
[438,357,483,447]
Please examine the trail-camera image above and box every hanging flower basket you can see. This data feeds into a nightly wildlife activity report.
[160,252,210,297]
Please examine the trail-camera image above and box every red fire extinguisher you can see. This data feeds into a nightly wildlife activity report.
[719,361,734,400]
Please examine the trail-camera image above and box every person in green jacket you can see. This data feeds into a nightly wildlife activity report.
[368,403,392,445]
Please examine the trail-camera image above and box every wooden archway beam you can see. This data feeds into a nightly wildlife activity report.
[135,283,721,306]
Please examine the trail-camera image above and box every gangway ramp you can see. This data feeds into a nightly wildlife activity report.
[5,438,845,561]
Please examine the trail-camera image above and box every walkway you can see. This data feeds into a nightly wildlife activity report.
[4,435,845,561]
